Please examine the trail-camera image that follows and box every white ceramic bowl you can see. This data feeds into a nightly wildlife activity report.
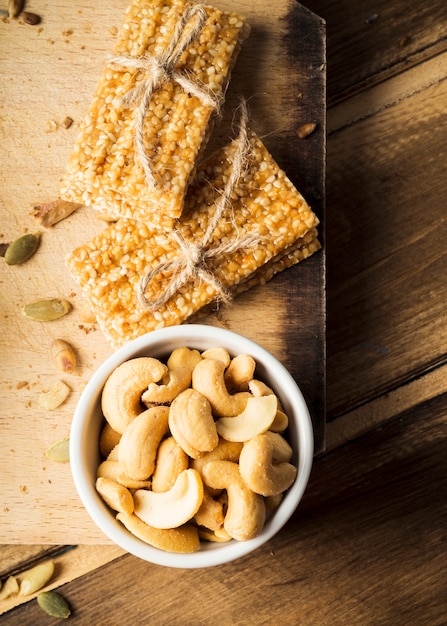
[70,324,313,568]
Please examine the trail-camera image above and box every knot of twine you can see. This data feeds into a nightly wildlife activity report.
[137,100,260,311]
[109,4,221,187]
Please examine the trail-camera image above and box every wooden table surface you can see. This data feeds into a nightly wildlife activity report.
[3,0,447,623]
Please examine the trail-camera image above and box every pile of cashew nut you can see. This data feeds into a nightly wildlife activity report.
[95,346,298,553]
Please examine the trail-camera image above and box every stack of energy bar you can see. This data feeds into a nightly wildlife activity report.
[62,0,320,348]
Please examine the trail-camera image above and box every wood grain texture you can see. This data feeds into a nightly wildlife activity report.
[326,66,447,417]
[2,1,447,622]
[6,392,447,625]
[0,545,124,616]
[305,0,447,105]
[0,0,325,544]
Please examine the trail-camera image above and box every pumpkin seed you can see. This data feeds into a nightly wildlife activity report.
[23,298,71,321]
[8,0,24,19]
[19,560,55,596]
[37,591,71,619]
[4,232,40,265]
[45,437,70,463]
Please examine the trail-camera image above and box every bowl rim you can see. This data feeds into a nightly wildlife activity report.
[70,324,314,568]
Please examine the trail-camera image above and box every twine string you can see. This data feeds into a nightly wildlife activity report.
[108,4,221,187]
[137,100,260,311]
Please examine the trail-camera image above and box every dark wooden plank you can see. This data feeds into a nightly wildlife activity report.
[326,74,447,417]
[271,1,327,451]
[7,390,447,625]
[304,0,447,104]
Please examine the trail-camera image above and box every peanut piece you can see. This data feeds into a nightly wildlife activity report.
[38,380,70,410]
[51,338,77,374]
[0,576,19,600]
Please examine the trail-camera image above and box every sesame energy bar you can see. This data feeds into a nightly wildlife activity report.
[66,130,320,348]
[60,0,250,226]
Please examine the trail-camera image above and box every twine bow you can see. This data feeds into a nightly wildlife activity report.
[109,4,221,187]
[137,100,260,311]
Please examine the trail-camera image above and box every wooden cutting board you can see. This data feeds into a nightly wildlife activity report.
[0,0,325,544]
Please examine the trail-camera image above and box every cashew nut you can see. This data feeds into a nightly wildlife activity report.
[248,379,288,432]
[96,476,134,515]
[192,358,251,417]
[199,527,232,543]
[270,409,289,433]
[215,395,278,442]
[141,366,192,405]
[239,432,297,497]
[106,444,119,461]
[101,357,167,433]
[191,438,243,496]
[201,347,231,367]
[151,436,189,493]
[168,388,218,458]
[117,512,200,553]
[194,486,225,531]
[133,469,204,529]
[97,459,151,490]
[167,347,202,371]
[265,493,284,514]
[99,422,121,458]
[118,406,169,480]
[224,354,256,392]
[201,460,265,541]
[248,379,274,397]
[140,347,202,405]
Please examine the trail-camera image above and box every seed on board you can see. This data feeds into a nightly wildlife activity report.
[51,338,77,373]
[38,380,71,411]
[37,591,71,619]
[4,232,40,265]
[30,198,82,227]
[8,0,24,19]
[23,298,72,321]
[19,561,55,596]
[0,576,19,600]
[45,437,70,463]
[20,12,42,25]
[296,123,317,139]
[62,116,74,129]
